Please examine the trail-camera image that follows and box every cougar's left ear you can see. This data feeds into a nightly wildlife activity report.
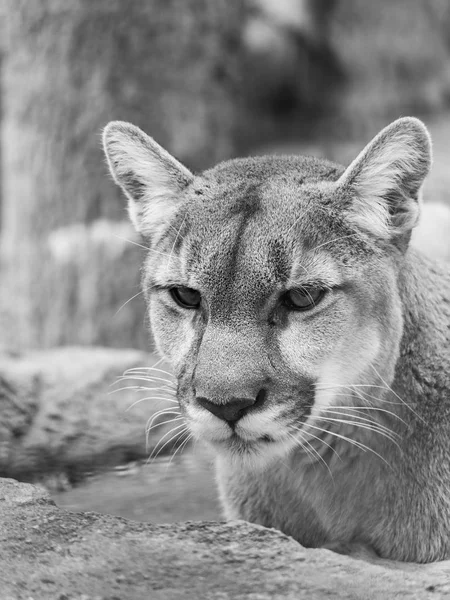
[335,117,432,246]
[103,121,193,238]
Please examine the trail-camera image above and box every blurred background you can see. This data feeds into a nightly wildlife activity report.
[1,0,450,523]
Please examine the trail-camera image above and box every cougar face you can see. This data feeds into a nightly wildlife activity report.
[103,118,430,468]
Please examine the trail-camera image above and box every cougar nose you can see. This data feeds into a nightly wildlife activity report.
[196,390,266,423]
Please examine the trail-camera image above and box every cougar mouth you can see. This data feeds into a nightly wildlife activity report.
[213,430,298,469]
[204,428,275,448]
[227,431,274,445]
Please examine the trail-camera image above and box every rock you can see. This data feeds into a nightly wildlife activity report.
[0,365,40,469]
[1,477,449,599]
[0,348,178,482]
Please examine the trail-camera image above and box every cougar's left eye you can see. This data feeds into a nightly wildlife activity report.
[281,287,325,311]
[170,286,201,309]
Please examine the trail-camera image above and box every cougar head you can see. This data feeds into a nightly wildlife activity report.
[103,118,431,468]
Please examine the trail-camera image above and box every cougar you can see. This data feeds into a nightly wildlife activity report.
[103,117,450,563]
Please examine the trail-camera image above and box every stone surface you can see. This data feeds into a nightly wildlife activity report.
[0,477,450,600]
[0,348,176,482]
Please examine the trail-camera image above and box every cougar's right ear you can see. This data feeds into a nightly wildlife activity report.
[103,121,193,238]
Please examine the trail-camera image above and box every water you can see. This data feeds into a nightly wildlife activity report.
[53,447,221,523]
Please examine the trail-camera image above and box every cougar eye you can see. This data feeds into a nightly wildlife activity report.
[170,286,201,309]
[281,287,325,311]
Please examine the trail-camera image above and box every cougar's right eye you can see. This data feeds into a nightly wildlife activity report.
[170,286,201,309]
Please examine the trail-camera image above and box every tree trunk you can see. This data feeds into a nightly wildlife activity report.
[1,0,243,349]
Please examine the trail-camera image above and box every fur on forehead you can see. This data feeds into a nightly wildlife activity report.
[200,154,342,200]
[182,155,343,224]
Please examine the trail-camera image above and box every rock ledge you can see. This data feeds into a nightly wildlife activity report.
[1,477,450,599]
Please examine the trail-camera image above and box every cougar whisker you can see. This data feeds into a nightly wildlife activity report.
[114,290,144,317]
[303,421,392,468]
[148,423,189,462]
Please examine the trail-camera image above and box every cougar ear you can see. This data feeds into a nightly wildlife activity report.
[103,121,193,238]
[335,117,432,245]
